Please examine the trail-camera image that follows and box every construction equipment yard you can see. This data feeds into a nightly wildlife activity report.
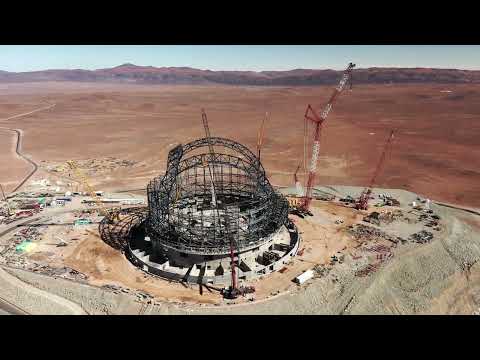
[1,183,479,314]
[0,68,480,314]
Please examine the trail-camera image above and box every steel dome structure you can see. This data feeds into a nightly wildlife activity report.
[146,137,289,256]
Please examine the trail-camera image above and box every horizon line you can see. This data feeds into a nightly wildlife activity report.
[2,63,480,73]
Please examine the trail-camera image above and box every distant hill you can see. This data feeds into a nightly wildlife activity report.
[0,63,479,85]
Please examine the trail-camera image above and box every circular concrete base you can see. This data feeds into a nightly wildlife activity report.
[127,220,300,285]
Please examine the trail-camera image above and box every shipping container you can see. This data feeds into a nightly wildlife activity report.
[294,269,314,284]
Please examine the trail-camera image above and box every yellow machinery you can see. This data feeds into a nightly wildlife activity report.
[66,160,119,223]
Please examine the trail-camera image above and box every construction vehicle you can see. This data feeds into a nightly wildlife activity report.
[55,236,67,247]
[66,160,119,223]
[296,62,355,215]
[285,166,304,216]
[355,130,395,210]
[200,109,255,300]
[221,284,256,299]
[257,111,269,161]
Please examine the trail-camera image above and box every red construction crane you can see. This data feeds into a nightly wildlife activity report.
[299,62,355,213]
[201,109,254,299]
[355,130,395,210]
[201,110,236,291]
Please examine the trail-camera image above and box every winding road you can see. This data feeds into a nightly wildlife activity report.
[0,103,56,314]
[0,296,29,315]
[0,103,55,194]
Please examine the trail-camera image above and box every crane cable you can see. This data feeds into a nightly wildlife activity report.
[303,110,310,190]
[303,112,308,189]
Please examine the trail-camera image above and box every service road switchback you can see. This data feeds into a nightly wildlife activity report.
[0,102,56,194]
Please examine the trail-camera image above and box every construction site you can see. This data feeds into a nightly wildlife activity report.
[1,62,480,314]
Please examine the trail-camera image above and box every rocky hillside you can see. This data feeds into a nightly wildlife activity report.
[1,64,479,85]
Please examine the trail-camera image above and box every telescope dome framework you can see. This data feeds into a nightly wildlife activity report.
[146,137,289,256]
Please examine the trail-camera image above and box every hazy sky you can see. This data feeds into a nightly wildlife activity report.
[1,45,479,72]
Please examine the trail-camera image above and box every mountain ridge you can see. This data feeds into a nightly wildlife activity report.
[0,64,479,85]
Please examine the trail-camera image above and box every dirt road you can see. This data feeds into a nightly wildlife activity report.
[0,265,86,315]
[0,296,29,315]
[0,102,55,194]
[0,103,55,122]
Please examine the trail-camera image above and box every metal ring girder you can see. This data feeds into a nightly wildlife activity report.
[182,136,259,166]
[171,187,264,204]
[148,155,268,213]
[149,210,266,242]
[176,152,265,184]
[178,153,265,194]
[148,229,267,256]
[152,189,277,217]
[151,210,281,250]
[175,175,257,191]
[172,186,258,200]
[167,205,270,229]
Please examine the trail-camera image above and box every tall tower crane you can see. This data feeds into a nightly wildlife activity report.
[257,112,269,161]
[200,110,250,299]
[299,62,355,213]
[201,109,218,206]
[355,130,395,210]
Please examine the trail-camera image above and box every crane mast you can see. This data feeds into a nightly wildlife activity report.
[257,112,269,161]
[355,130,395,210]
[200,109,240,297]
[300,62,355,212]
[201,109,218,206]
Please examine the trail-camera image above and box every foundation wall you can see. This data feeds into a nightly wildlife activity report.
[127,223,300,285]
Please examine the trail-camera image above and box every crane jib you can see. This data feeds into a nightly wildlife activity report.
[300,62,355,212]
[309,141,320,173]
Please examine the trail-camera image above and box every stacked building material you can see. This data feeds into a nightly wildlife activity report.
[348,224,402,244]
[410,230,434,244]
[355,263,381,277]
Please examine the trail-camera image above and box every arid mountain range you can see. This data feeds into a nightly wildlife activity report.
[0,64,479,85]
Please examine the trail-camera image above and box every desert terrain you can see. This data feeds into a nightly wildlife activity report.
[0,80,478,313]
[0,82,479,208]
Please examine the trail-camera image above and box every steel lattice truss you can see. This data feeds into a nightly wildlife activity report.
[99,207,148,250]
[146,137,289,255]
